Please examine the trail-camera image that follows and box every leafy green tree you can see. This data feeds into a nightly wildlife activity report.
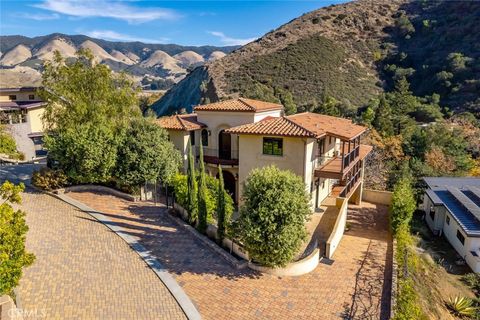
[237,165,311,267]
[40,49,140,184]
[115,118,180,187]
[361,106,376,127]
[389,77,417,115]
[45,123,118,184]
[373,95,394,137]
[275,88,297,115]
[197,141,208,233]
[40,49,140,132]
[0,181,35,296]
[390,177,416,235]
[216,165,231,243]
[186,144,198,224]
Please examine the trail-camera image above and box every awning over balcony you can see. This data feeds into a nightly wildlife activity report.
[315,144,373,180]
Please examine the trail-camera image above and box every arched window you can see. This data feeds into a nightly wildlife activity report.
[201,129,209,146]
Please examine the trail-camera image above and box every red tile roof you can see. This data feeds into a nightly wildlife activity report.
[226,112,367,140]
[194,98,283,113]
[156,113,206,131]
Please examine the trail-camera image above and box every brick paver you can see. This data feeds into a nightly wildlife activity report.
[68,190,392,320]
[14,190,187,320]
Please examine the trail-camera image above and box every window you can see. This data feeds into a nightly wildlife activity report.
[29,94,35,100]
[318,138,325,155]
[329,136,332,144]
[456,230,465,245]
[9,95,16,100]
[429,210,435,221]
[190,131,195,146]
[446,216,450,225]
[201,129,208,146]
[263,138,283,156]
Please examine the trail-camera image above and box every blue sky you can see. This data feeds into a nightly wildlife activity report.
[0,0,347,46]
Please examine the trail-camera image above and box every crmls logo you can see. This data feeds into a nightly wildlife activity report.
[8,308,47,319]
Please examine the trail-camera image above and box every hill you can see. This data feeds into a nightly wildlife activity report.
[0,33,238,88]
[152,0,480,118]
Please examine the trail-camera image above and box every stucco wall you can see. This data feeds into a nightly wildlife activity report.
[26,107,45,133]
[0,90,37,101]
[168,130,190,172]
[362,189,392,205]
[326,197,348,259]
[237,135,313,204]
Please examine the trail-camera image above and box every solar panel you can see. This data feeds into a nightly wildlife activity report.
[468,186,480,201]
[446,187,480,223]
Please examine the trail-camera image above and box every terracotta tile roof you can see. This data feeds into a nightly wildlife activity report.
[194,98,283,113]
[226,112,367,140]
[0,101,46,111]
[226,116,316,137]
[288,113,367,140]
[156,113,206,131]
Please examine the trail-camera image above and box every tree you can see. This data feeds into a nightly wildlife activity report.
[115,118,181,187]
[237,165,311,267]
[390,177,416,235]
[197,140,208,233]
[186,144,198,224]
[373,95,394,137]
[0,127,17,156]
[0,181,35,295]
[216,165,231,243]
[40,49,140,184]
[275,88,297,115]
[45,123,118,184]
[40,49,139,132]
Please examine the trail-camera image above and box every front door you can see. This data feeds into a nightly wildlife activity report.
[218,130,231,160]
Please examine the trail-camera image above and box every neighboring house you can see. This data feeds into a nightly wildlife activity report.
[423,177,480,272]
[0,87,47,159]
[157,98,372,213]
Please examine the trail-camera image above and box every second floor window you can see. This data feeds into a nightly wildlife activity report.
[263,137,283,156]
[456,230,465,245]
[9,95,17,100]
[29,94,35,100]
[201,129,208,146]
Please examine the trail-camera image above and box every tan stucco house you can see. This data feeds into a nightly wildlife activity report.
[157,98,372,212]
[0,87,47,159]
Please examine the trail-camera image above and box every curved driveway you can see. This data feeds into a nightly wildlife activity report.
[1,165,186,319]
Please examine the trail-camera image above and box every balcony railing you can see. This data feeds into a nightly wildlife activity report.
[195,146,239,166]
[342,145,360,171]
[340,164,362,198]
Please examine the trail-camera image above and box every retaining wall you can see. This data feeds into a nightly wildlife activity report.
[362,189,392,205]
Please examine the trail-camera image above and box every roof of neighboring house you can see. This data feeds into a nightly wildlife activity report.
[0,101,46,111]
[27,132,44,138]
[194,98,283,113]
[425,178,480,237]
[424,177,480,190]
[226,112,367,140]
[156,113,206,131]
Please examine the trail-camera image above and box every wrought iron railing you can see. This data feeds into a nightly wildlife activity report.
[195,146,239,161]
[341,145,360,171]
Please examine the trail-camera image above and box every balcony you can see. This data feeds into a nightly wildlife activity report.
[196,147,239,166]
[315,144,372,180]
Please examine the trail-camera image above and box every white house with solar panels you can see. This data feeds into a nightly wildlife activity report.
[423,177,480,272]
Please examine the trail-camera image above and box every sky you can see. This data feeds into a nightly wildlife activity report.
[0,0,347,46]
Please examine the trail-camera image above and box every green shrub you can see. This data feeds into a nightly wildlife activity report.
[236,165,311,267]
[390,177,416,235]
[0,129,17,156]
[31,167,68,191]
[0,181,35,296]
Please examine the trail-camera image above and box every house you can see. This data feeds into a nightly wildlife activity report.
[0,87,47,159]
[157,98,372,212]
[423,177,480,272]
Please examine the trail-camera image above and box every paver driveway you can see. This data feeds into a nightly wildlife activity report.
[68,190,393,320]
[12,190,187,320]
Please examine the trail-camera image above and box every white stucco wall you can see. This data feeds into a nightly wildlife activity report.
[0,90,37,101]
[168,130,190,172]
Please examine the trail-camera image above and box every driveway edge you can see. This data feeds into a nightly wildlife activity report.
[50,192,201,320]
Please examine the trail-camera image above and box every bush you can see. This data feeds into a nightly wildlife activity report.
[171,173,233,224]
[0,181,35,295]
[0,130,17,155]
[31,167,68,191]
[446,296,477,318]
[236,165,311,267]
[390,177,416,235]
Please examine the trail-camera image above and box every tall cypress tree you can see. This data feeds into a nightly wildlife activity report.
[186,143,198,224]
[197,140,208,233]
[216,165,227,243]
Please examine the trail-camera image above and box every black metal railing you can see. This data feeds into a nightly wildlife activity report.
[195,146,239,165]
[340,165,361,198]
